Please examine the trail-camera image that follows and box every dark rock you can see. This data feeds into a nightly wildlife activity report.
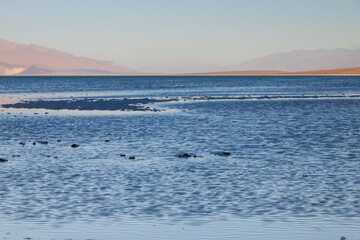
[104,140,110,142]
[214,151,231,156]
[0,158,8,162]
[71,144,79,148]
[128,156,135,160]
[341,237,346,240]
[45,112,49,114]
[32,142,36,145]
[37,141,48,145]
[120,154,126,157]
[56,140,61,142]
[12,155,20,157]
[302,174,308,177]
[177,153,197,158]
[19,142,26,146]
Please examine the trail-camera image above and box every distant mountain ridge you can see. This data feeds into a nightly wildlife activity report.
[0,39,136,75]
[225,48,360,72]
[1,38,360,75]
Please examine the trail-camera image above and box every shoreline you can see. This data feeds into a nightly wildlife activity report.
[1,67,360,77]
[1,73,360,77]
[1,94,360,116]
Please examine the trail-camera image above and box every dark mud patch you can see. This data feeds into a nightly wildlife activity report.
[1,98,173,112]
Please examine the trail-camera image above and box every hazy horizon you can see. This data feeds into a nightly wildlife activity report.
[1,0,360,73]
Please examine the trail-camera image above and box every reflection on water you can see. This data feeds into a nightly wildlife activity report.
[0,76,359,239]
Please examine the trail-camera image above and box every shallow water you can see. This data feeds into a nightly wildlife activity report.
[0,76,359,239]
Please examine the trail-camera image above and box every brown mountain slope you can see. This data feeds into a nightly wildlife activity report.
[0,39,136,75]
[287,67,360,75]
[186,70,286,75]
[182,67,360,75]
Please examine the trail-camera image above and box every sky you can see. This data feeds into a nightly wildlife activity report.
[1,0,360,73]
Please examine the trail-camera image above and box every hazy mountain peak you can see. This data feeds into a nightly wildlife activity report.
[228,48,360,72]
[0,39,136,75]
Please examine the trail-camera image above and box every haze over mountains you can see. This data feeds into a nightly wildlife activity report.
[0,38,359,75]
[0,39,136,75]
[224,48,360,72]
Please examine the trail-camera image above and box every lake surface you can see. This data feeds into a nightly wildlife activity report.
[0,76,359,239]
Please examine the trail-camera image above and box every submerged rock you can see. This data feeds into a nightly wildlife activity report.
[56,140,61,142]
[120,154,126,157]
[71,144,79,148]
[177,153,197,158]
[19,142,26,146]
[32,142,36,145]
[37,140,48,145]
[213,151,231,156]
[128,156,136,160]
[104,140,110,142]
[0,158,8,162]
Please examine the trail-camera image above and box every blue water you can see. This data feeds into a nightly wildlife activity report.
[0,76,359,240]
[1,76,359,97]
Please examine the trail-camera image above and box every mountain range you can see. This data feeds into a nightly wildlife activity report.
[224,48,360,72]
[0,39,136,75]
[0,38,360,75]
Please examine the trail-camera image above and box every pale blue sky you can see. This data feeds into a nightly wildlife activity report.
[1,0,360,73]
